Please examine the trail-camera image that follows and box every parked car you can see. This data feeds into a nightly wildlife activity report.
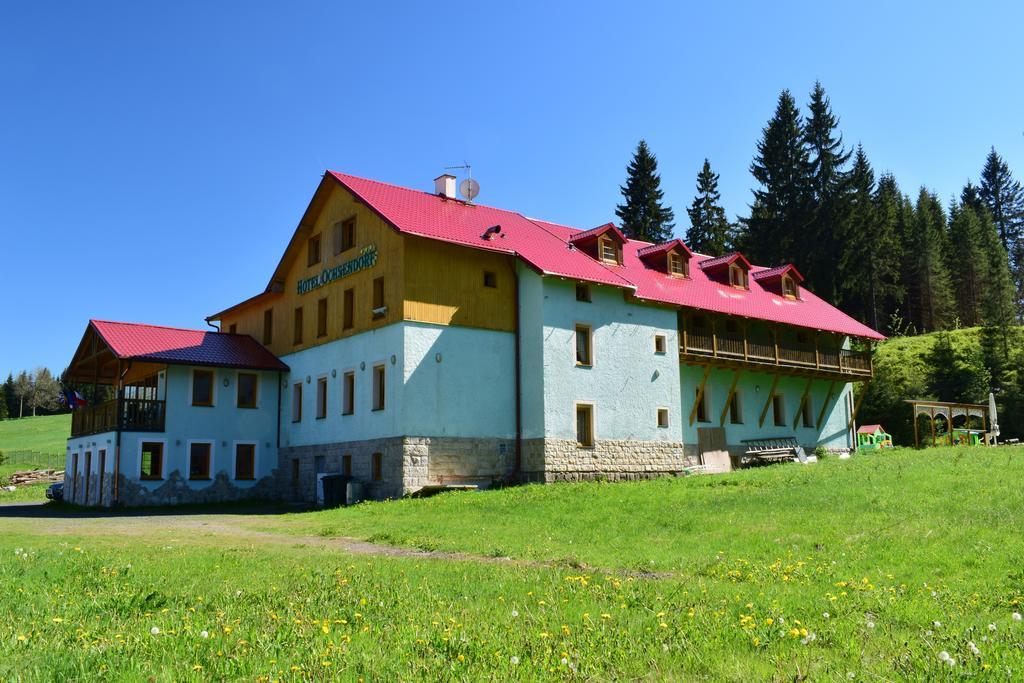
[45,482,63,502]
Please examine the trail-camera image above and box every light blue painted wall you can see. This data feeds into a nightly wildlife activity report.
[524,273,683,442]
[65,365,281,490]
[679,364,853,449]
[280,321,516,446]
[518,265,547,439]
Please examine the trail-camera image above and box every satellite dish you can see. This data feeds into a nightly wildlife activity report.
[459,178,480,202]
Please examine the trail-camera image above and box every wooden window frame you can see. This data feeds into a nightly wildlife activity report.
[772,394,786,427]
[782,275,799,299]
[598,236,619,264]
[729,264,748,289]
[293,306,304,345]
[654,334,667,354]
[188,441,213,481]
[575,323,593,367]
[139,441,165,481]
[668,252,687,278]
[801,397,815,428]
[337,217,356,254]
[575,283,592,302]
[316,297,328,338]
[233,442,256,481]
[342,371,355,415]
[228,323,237,334]
[483,270,497,288]
[191,369,215,407]
[696,385,709,423]
[729,391,743,425]
[292,382,302,422]
[316,376,328,419]
[307,234,322,267]
[372,452,384,481]
[342,454,352,477]
[343,288,355,330]
[236,372,258,409]
[575,402,595,448]
[657,407,670,428]
[372,364,386,411]
[262,308,273,345]
[372,277,386,320]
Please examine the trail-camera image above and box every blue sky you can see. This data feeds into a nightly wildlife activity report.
[1,1,1022,379]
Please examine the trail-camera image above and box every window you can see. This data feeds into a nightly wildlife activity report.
[228,323,237,334]
[293,306,304,345]
[97,450,106,506]
[801,397,815,427]
[237,372,258,409]
[314,455,326,473]
[235,443,255,480]
[372,277,385,319]
[654,334,667,354]
[729,391,743,424]
[575,283,591,302]
[140,442,163,480]
[192,369,214,407]
[189,442,212,480]
[335,218,356,254]
[575,404,594,448]
[342,371,355,415]
[729,264,748,289]
[669,252,687,277]
[316,377,328,419]
[291,458,300,487]
[483,270,497,288]
[782,275,799,299]
[343,288,355,330]
[307,234,321,266]
[599,237,619,264]
[695,386,709,423]
[316,297,328,337]
[372,365,386,411]
[773,394,785,427]
[372,452,383,481]
[84,451,92,502]
[263,308,273,345]
[657,407,669,428]
[342,454,352,477]
[575,324,592,366]
[292,382,302,422]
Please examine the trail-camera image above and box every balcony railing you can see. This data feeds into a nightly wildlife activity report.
[680,328,872,378]
[70,398,166,438]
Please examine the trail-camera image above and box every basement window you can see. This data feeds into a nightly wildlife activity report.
[372,452,383,481]
[657,408,669,428]
[576,404,594,448]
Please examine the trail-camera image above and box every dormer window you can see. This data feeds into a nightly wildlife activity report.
[782,274,799,299]
[599,237,620,264]
[729,264,748,289]
[668,252,688,278]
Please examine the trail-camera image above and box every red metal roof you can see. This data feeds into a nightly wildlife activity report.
[567,222,628,245]
[91,320,288,371]
[637,239,693,259]
[752,264,804,283]
[699,252,752,272]
[308,172,883,340]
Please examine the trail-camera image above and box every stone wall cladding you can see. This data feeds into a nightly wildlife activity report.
[521,438,698,483]
[114,471,279,507]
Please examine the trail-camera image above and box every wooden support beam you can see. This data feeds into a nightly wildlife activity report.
[759,374,781,428]
[689,364,713,426]
[848,381,870,430]
[792,377,814,430]
[719,369,742,427]
[815,380,837,430]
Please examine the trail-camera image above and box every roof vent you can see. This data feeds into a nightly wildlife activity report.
[434,174,456,199]
[481,225,501,240]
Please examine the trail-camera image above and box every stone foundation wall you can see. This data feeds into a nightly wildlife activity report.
[115,471,279,507]
[65,471,117,507]
[521,438,698,483]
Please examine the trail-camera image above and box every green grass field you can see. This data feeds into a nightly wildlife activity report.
[3,447,1023,680]
[0,413,70,453]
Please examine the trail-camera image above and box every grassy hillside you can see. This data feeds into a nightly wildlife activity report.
[4,447,1024,679]
[0,413,70,454]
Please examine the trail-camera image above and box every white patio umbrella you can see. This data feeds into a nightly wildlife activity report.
[989,392,1000,443]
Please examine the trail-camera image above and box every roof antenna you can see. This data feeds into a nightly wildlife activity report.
[445,162,480,203]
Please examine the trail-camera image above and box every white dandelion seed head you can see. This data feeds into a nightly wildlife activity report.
[662,643,669,652]
[1013,612,1022,621]
[933,621,941,628]
[510,656,519,665]
[200,630,209,639]
[989,623,998,631]
[847,673,856,680]
[150,627,160,635]
[946,658,956,667]
[931,591,937,597]
[511,609,519,618]
[969,641,980,655]
[866,621,875,629]
[822,612,830,619]
[561,658,568,665]
[938,651,950,662]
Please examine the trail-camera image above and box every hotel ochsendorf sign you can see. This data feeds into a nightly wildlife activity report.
[297,244,379,295]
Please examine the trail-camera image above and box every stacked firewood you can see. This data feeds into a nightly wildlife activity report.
[8,470,64,486]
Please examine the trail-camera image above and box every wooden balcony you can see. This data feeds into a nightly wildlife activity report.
[70,398,167,438]
[680,328,872,380]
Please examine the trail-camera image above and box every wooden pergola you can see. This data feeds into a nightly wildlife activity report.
[907,400,991,448]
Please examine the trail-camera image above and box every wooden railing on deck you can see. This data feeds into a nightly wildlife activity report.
[70,397,166,438]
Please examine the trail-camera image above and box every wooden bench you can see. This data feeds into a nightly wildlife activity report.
[741,437,804,467]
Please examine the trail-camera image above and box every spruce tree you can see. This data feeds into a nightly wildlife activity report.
[979,148,1024,306]
[739,89,810,268]
[685,159,734,255]
[802,81,851,302]
[979,207,1018,395]
[836,148,900,331]
[874,173,905,326]
[615,140,675,243]
[947,200,988,327]
[1,374,14,420]
[0,385,6,420]
[905,189,955,332]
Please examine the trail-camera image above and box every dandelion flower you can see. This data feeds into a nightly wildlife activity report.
[510,656,520,665]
